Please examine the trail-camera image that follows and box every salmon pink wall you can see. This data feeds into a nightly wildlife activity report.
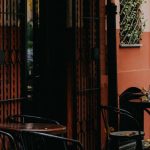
[117,32,150,94]
[117,31,150,139]
[116,0,150,139]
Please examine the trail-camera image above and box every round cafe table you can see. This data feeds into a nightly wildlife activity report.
[0,123,66,150]
[128,98,150,133]
[0,123,66,134]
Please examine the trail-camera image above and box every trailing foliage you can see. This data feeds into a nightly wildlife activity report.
[120,0,147,45]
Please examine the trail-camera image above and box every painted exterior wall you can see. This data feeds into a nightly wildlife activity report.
[116,0,150,139]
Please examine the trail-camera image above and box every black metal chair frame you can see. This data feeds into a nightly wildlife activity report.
[6,114,66,150]
[0,130,17,150]
[21,131,84,150]
[100,105,144,150]
[6,114,60,125]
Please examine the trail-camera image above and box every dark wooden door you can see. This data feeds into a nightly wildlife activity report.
[32,0,67,124]
[72,0,100,149]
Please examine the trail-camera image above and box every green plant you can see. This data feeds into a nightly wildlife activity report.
[141,87,150,101]
[120,0,147,45]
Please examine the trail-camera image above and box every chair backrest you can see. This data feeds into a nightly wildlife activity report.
[99,105,143,139]
[119,87,143,130]
[21,131,84,150]
[6,114,67,149]
[0,130,17,150]
[6,114,60,124]
[120,87,142,96]
[119,87,142,105]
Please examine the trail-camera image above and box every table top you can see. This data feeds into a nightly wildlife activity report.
[0,123,66,134]
[110,131,144,138]
[131,92,145,96]
[129,99,150,108]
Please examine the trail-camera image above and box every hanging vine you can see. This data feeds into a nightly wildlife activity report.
[120,0,147,46]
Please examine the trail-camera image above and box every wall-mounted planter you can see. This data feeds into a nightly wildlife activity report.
[120,43,142,48]
[120,0,146,45]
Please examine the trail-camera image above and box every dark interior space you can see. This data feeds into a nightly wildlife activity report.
[25,0,68,125]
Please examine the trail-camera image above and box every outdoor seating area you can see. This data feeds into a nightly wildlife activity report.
[100,86,150,150]
[0,115,83,150]
[0,0,150,150]
[100,104,144,150]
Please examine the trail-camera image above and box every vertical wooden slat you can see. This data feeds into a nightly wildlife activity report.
[74,0,100,149]
[11,0,15,116]
[0,0,3,123]
[7,0,10,119]
[1,0,4,123]
[16,0,19,115]
[3,0,7,121]
[13,0,17,116]
[0,0,25,122]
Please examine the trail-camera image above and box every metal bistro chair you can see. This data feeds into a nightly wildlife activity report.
[6,114,60,125]
[0,130,17,150]
[21,131,84,150]
[6,114,66,150]
[119,87,144,131]
[99,105,144,150]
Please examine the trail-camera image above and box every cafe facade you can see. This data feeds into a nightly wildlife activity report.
[0,0,150,149]
[100,0,150,149]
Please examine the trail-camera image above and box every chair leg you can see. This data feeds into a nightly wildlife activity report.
[109,139,119,150]
[105,138,110,150]
[135,139,143,150]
